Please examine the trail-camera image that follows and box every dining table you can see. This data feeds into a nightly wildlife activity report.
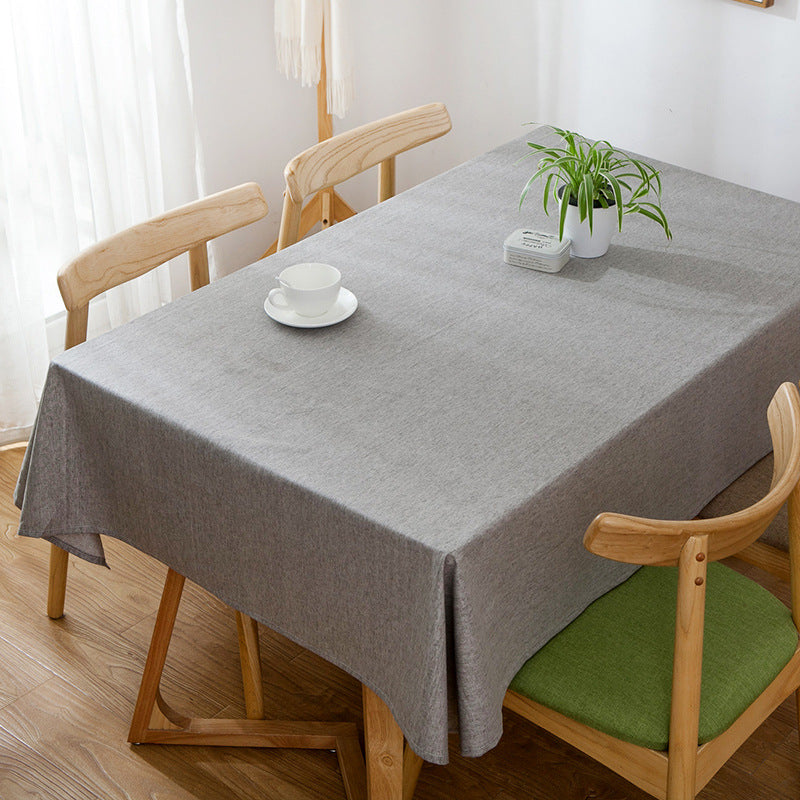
[14,126,800,799]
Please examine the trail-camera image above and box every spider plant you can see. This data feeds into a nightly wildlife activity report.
[519,126,672,242]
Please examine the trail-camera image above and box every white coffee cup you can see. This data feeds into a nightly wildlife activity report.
[268,263,341,317]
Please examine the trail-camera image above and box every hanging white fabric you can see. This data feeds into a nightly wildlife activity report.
[0,0,203,447]
[274,0,354,119]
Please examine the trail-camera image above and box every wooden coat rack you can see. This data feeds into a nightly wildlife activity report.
[263,29,356,257]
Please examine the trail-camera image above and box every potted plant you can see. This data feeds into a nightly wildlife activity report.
[519,126,672,258]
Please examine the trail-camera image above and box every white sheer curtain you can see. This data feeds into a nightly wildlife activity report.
[0,0,202,446]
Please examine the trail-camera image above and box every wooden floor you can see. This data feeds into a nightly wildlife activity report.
[1,444,800,799]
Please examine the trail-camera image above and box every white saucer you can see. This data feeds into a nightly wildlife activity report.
[264,287,358,328]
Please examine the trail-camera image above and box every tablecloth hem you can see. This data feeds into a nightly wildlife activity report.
[17,529,109,567]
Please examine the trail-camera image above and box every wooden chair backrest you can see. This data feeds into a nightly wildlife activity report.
[57,182,268,349]
[583,382,800,567]
[277,102,451,250]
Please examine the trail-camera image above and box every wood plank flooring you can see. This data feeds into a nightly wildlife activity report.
[1,444,799,799]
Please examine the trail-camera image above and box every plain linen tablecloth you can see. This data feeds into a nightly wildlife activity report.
[15,130,800,764]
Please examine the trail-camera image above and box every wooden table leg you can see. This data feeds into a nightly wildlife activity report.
[363,684,404,800]
[235,610,264,719]
[403,742,424,800]
[128,568,367,800]
[128,568,186,742]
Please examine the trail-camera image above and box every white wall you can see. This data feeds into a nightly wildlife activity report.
[183,0,800,277]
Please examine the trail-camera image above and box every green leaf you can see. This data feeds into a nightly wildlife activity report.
[558,187,570,241]
[562,130,578,155]
[651,169,663,197]
[543,173,555,215]
[636,202,672,239]
[519,174,538,209]
[580,173,595,229]
[577,178,588,221]
[604,173,624,231]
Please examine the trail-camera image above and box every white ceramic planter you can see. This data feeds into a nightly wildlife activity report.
[563,203,618,258]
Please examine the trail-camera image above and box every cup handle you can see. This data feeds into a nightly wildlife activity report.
[268,287,290,309]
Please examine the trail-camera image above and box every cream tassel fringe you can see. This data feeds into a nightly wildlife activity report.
[274,0,354,118]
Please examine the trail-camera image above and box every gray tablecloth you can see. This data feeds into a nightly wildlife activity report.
[15,130,800,763]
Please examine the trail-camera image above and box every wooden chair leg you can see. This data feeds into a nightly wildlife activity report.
[235,610,264,719]
[47,543,70,619]
[363,684,404,800]
[795,688,800,754]
[403,742,424,800]
[665,537,706,800]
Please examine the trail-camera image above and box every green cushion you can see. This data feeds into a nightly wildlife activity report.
[509,563,798,750]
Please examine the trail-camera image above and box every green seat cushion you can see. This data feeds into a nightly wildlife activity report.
[509,563,798,750]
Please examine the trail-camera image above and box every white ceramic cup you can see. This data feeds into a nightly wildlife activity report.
[268,262,341,317]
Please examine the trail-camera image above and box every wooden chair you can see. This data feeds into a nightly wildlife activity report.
[499,382,800,800]
[53,184,367,794]
[276,102,452,251]
[49,184,269,670]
